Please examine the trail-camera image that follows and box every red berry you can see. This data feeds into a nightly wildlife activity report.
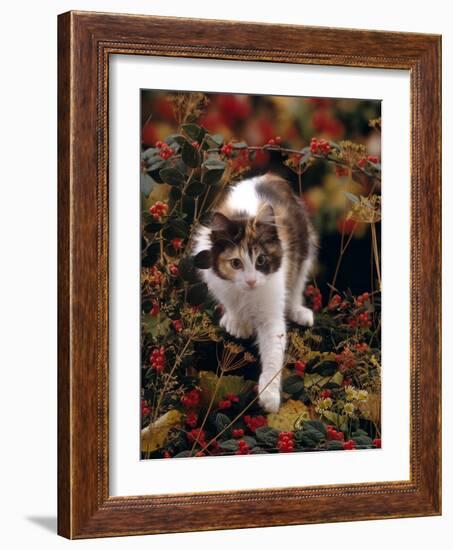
[267,138,275,145]
[155,140,163,148]
[357,157,367,168]
[275,136,282,144]
[320,389,332,399]
[185,412,198,428]
[373,438,382,448]
[232,429,244,438]
[295,360,306,375]
[149,301,160,316]
[218,399,232,410]
[170,238,183,250]
[343,440,356,450]
[172,319,183,332]
[150,347,165,372]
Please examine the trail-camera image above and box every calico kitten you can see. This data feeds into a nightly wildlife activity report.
[192,173,317,413]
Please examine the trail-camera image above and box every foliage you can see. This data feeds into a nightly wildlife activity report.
[140,93,382,459]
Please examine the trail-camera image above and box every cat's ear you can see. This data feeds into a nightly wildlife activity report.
[210,212,232,233]
[193,249,212,269]
[256,203,275,225]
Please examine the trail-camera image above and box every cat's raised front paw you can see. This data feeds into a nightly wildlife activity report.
[220,313,253,339]
[258,386,281,413]
[288,305,314,327]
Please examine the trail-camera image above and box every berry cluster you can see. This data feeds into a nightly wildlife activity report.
[181,389,201,409]
[185,411,198,428]
[220,143,234,156]
[267,136,282,146]
[326,425,344,441]
[305,284,322,311]
[155,140,174,160]
[187,428,206,447]
[335,347,355,372]
[170,237,183,250]
[236,440,250,455]
[328,294,342,311]
[342,440,356,450]
[335,165,349,177]
[244,414,267,433]
[357,155,379,168]
[141,399,152,417]
[348,311,372,329]
[172,319,183,332]
[168,263,179,277]
[294,359,307,376]
[149,200,168,221]
[320,389,332,399]
[277,431,295,453]
[355,342,369,352]
[218,393,239,410]
[232,428,244,438]
[356,292,370,306]
[150,346,165,372]
[310,137,331,155]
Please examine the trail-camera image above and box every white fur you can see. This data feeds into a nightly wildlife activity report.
[193,176,314,413]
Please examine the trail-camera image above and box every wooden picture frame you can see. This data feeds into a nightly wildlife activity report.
[58,11,441,538]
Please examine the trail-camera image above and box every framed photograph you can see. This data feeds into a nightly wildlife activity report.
[58,11,441,538]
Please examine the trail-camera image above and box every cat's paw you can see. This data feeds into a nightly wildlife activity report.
[258,386,281,413]
[220,313,254,339]
[288,305,314,327]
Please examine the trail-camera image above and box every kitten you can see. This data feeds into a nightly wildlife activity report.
[192,173,317,413]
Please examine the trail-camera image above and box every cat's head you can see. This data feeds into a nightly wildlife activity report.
[195,204,283,291]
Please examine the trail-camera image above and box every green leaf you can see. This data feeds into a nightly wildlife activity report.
[140,173,155,196]
[181,123,205,141]
[178,256,199,283]
[243,436,257,447]
[170,186,182,201]
[203,156,226,170]
[352,429,369,438]
[282,375,304,395]
[255,426,280,447]
[203,168,224,185]
[165,134,186,145]
[142,313,171,338]
[174,450,192,458]
[142,147,158,160]
[215,413,231,434]
[326,440,344,451]
[352,435,373,447]
[187,282,209,305]
[304,420,327,437]
[232,141,248,149]
[205,133,224,147]
[313,361,338,377]
[162,219,189,239]
[182,141,201,168]
[146,157,166,172]
[185,180,206,197]
[159,167,186,186]
[219,439,239,452]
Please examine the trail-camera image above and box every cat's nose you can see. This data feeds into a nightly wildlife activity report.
[246,278,256,288]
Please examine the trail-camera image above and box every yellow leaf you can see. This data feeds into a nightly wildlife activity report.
[267,399,310,431]
[198,371,253,408]
[141,409,182,453]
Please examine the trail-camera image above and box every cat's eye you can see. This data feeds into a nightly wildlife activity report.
[230,258,243,270]
[256,254,267,267]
